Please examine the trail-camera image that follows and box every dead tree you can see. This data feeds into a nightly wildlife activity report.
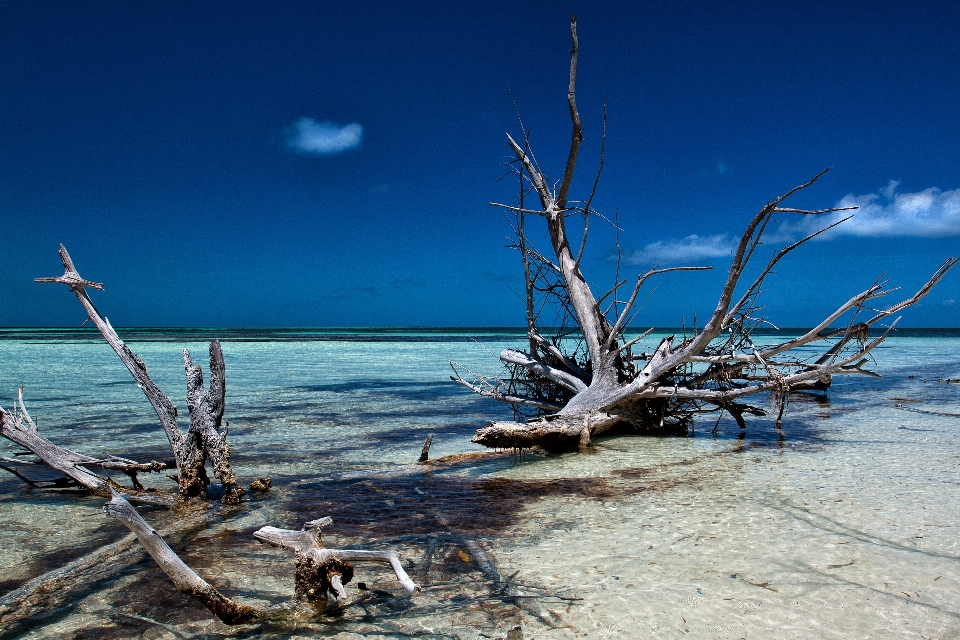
[452,16,958,451]
[103,491,420,625]
[1,245,245,503]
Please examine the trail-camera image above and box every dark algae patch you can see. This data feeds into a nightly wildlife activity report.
[284,473,622,541]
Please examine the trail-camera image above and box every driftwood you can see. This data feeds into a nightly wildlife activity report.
[101,492,420,625]
[103,491,261,625]
[254,518,421,603]
[335,434,525,481]
[3,245,427,629]
[0,387,173,502]
[33,245,243,503]
[0,507,216,636]
[452,16,959,450]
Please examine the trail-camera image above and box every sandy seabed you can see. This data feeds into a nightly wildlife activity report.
[1,331,959,639]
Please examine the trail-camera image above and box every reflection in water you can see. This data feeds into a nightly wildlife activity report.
[1,331,960,638]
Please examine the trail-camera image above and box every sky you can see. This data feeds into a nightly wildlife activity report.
[1,1,959,328]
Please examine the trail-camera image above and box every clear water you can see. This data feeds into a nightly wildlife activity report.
[1,328,959,639]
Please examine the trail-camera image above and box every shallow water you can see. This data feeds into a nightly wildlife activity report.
[1,328,959,638]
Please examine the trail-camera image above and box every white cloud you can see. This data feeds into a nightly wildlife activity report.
[777,180,960,239]
[625,234,733,265]
[286,117,363,155]
[621,182,960,269]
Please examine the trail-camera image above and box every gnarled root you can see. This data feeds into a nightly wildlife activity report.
[255,517,421,608]
[295,553,354,605]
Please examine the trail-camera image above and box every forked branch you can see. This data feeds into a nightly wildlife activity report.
[556,14,581,211]
[103,492,422,625]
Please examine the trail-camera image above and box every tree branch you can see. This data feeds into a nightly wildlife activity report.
[605,266,713,350]
[500,349,589,393]
[450,362,565,411]
[556,14,581,211]
[104,491,261,624]
[36,245,185,460]
[36,245,243,503]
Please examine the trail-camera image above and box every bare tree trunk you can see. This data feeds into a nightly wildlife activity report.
[453,16,959,451]
[35,245,244,503]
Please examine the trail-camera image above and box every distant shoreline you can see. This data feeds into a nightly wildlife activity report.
[1,326,959,342]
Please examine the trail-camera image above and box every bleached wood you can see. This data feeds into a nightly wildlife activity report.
[528,329,589,380]
[329,573,347,599]
[35,245,243,503]
[0,390,107,494]
[450,362,564,411]
[254,519,421,596]
[104,491,260,624]
[500,349,588,393]
[463,17,959,451]
[0,388,171,500]
[556,14,582,211]
[36,246,183,454]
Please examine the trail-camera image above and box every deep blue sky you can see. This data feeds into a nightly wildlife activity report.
[2,1,959,327]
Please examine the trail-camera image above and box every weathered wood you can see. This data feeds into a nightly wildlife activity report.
[254,517,421,607]
[0,387,172,500]
[500,349,588,394]
[99,494,423,623]
[37,247,183,454]
[36,245,244,503]
[103,491,261,625]
[183,344,244,503]
[457,17,959,451]
[0,390,108,494]
[0,500,219,632]
[0,531,142,633]
[474,413,620,451]
[419,434,433,463]
[335,447,521,481]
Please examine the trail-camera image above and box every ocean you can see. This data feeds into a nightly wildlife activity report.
[1,328,959,639]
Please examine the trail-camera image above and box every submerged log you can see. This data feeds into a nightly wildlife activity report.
[0,504,215,633]
[103,491,261,625]
[454,17,958,450]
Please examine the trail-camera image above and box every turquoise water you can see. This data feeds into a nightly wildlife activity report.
[1,328,959,638]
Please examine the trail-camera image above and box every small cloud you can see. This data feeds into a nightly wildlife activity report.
[777,182,960,239]
[879,179,900,200]
[943,299,956,307]
[625,234,733,265]
[286,117,363,155]
[369,183,390,193]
